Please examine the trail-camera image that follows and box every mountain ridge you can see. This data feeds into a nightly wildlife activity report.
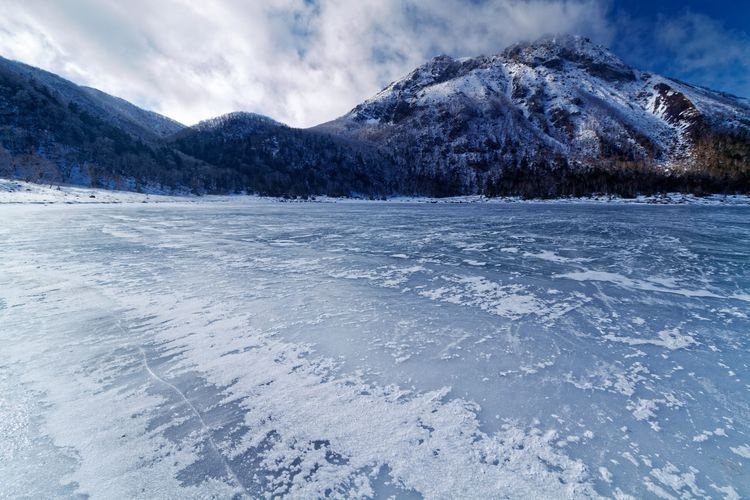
[0,55,237,191]
[0,56,185,140]
[0,35,748,197]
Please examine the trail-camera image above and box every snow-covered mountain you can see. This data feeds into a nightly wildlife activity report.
[0,35,748,197]
[317,35,750,196]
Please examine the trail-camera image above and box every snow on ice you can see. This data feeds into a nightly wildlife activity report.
[1,193,749,498]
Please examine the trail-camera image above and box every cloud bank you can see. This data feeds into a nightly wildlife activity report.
[0,1,745,128]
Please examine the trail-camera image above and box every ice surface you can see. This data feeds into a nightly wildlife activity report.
[1,200,749,498]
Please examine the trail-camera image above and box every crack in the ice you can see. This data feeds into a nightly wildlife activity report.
[137,345,249,496]
[117,322,248,496]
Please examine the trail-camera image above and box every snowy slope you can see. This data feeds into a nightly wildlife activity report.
[318,35,750,194]
[0,178,189,203]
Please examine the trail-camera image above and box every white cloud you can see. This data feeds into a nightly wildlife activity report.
[0,0,614,127]
[2,1,747,127]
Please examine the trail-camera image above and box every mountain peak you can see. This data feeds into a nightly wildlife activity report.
[383,54,462,94]
[319,32,749,197]
[191,111,284,136]
[502,34,635,81]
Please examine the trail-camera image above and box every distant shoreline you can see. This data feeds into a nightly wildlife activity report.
[2,178,749,206]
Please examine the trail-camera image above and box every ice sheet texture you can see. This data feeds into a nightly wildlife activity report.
[1,201,748,499]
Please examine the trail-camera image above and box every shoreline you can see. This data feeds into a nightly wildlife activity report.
[2,178,749,206]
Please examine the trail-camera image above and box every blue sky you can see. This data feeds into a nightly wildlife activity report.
[609,0,749,98]
[614,0,749,33]
[0,0,746,127]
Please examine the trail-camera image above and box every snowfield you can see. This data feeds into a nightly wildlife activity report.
[1,193,749,498]
[0,179,187,204]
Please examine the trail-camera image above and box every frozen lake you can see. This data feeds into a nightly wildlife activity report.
[1,200,749,498]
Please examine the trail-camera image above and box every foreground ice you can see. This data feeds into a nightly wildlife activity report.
[1,200,748,498]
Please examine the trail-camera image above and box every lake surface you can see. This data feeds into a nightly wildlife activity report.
[1,200,748,498]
